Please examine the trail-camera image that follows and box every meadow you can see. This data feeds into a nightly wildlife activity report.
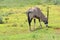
[0,0,60,40]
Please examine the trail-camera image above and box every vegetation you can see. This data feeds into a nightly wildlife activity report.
[0,0,60,40]
[0,0,60,8]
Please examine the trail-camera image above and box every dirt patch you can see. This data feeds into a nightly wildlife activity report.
[54,28,60,34]
[54,28,60,30]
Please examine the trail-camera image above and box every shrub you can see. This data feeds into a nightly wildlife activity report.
[12,23,17,27]
[0,17,4,24]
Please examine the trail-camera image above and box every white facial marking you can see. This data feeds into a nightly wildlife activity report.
[46,24,48,26]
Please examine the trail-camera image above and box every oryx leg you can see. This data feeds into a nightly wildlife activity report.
[39,19,42,28]
[28,17,32,31]
[33,18,36,30]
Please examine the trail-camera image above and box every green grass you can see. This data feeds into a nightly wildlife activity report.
[0,28,60,40]
[0,0,60,8]
[0,0,60,40]
[0,5,60,40]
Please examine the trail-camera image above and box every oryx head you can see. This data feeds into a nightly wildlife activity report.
[44,7,49,27]
[44,19,48,27]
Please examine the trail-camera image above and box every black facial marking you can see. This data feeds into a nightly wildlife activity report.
[28,11,32,13]
[44,21,48,24]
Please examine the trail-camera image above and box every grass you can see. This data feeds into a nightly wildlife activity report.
[0,5,60,40]
[0,28,60,40]
[0,0,60,8]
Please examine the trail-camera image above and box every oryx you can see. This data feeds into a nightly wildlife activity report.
[26,7,49,31]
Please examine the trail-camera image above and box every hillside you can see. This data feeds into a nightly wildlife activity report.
[0,0,60,8]
[0,0,60,40]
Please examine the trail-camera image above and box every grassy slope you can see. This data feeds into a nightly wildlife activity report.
[0,5,60,40]
[0,0,41,7]
[0,0,60,8]
[0,0,60,40]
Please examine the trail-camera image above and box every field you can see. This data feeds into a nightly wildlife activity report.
[0,5,60,40]
[0,0,60,40]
